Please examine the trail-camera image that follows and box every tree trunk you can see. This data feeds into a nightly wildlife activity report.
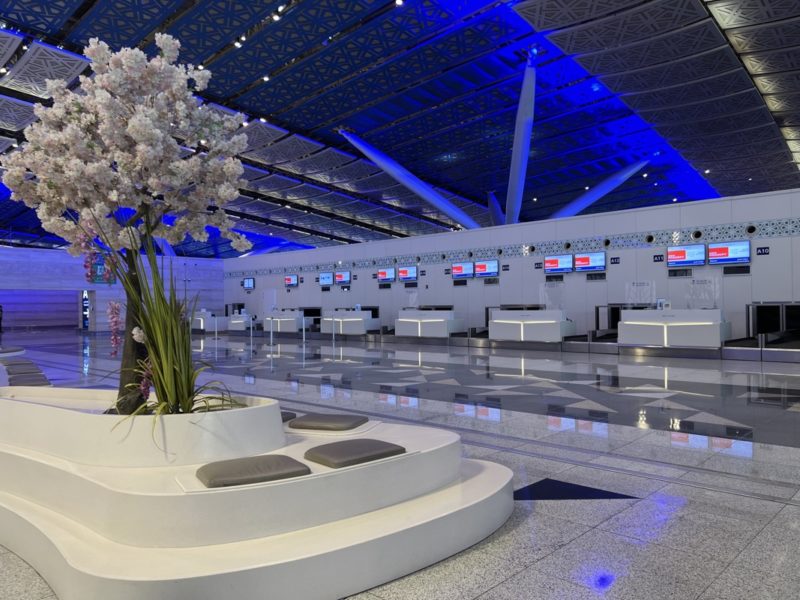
[116,251,148,414]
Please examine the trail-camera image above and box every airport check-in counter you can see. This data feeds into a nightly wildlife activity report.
[395,308,464,338]
[488,309,576,342]
[618,309,730,348]
[263,310,312,334]
[192,309,212,332]
[225,313,252,331]
[321,310,380,335]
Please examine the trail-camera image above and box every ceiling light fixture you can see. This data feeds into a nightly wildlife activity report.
[272,13,281,21]
[197,64,204,70]
[642,173,648,178]
[234,41,242,48]
[704,169,711,174]
[262,75,270,82]
[672,198,677,202]
[240,35,247,42]
[395,0,404,5]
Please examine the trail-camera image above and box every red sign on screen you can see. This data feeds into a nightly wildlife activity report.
[378,270,387,278]
[544,259,559,269]
[575,256,590,267]
[475,263,486,273]
[335,273,345,282]
[452,265,463,275]
[709,247,729,258]
[668,249,686,261]
[399,268,409,278]
[284,277,292,285]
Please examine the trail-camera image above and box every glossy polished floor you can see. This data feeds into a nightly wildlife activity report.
[2,329,800,600]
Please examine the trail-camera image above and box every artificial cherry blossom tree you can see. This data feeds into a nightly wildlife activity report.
[1,34,250,414]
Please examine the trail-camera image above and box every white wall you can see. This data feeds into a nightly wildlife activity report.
[224,189,800,339]
[0,247,224,331]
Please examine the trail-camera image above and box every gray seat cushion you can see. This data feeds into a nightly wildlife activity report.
[196,454,311,488]
[288,413,368,431]
[5,364,42,375]
[281,410,297,423]
[304,439,406,469]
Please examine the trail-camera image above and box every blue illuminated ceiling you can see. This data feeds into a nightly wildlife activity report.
[0,0,798,256]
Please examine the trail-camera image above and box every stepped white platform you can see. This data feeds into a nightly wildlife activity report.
[0,387,513,600]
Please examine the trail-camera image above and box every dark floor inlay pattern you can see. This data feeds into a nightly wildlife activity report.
[513,478,639,501]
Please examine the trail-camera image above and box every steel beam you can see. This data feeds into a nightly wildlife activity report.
[339,129,481,230]
[487,191,505,226]
[551,160,650,219]
[505,54,537,225]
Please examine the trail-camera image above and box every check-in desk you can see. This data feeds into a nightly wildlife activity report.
[618,309,730,348]
[192,310,211,332]
[263,310,310,334]
[395,309,464,338]
[226,314,251,332]
[321,310,380,335]
[489,310,576,343]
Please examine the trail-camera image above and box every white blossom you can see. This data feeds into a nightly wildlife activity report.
[131,326,146,344]
[0,35,251,254]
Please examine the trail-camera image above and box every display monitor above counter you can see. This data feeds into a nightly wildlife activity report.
[708,240,750,265]
[544,254,573,273]
[377,267,395,282]
[667,244,705,267]
[574,252,605,272]
[451,262,474,279]
[474,260,499,278]
[398,266,417,281]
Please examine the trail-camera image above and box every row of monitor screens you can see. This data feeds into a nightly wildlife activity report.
[544,240,751,273]
[262,241,753,287]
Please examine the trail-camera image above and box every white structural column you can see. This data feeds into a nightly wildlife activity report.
[551,160,650,219]
[504,53,537,225]
[339,129,481,230]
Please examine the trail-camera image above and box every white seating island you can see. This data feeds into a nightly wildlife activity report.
[0,386,512,600]
[395,308,464,338]
[321,310,380,335]
[489,309,576,342]
[618,308,731,348]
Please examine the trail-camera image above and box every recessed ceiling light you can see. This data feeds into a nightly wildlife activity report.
[272,13,281,21]
[240,35,247,42]
[532,197,538,202]
[395,0,404,5]
[259,117,267,123]
[642,173,648,178]
[748,177,753,181]
[197,64,204,70]
[262,75,270,82]
[653,182,658,186]
[584,186,590,190]
[234,41,242,48]
[704,169,711,174]
[278,4,286,11]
